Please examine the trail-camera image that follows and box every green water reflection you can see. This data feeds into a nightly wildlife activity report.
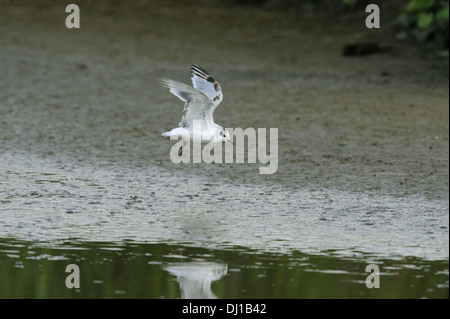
[0,238,448,299]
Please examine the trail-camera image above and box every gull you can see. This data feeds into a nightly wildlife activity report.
[160,64,232,156]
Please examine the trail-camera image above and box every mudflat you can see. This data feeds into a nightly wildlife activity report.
[0,1,448,259]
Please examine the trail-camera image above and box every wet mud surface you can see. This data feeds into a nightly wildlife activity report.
[0,1,449,260]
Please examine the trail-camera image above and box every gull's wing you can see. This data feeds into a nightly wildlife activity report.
[160,78,214,128]
[190,64,223,109]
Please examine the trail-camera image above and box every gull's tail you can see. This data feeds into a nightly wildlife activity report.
[161,129,183,155]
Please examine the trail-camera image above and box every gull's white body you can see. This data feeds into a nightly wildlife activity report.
[160,64,231,154]
[162,124,224,143]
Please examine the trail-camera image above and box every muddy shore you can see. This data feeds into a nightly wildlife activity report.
[1,1,448,201]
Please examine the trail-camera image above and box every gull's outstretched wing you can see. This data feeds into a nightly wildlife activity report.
[159,78,214,128]
[190,64,223,109]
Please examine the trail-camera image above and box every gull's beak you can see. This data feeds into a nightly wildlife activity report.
[227,137,234,145]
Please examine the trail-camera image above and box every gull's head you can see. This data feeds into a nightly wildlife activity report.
[219,129,233,144]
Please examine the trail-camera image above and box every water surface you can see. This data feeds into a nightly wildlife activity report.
[0,1,448,299]
[0,238,448,299]
[1,152,448,298]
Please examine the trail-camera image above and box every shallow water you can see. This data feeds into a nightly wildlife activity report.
[1,151,449,298]
[0,1,448,299]
[0,238,448,299]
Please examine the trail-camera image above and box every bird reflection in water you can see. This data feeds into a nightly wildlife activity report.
[163,261,228,299]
